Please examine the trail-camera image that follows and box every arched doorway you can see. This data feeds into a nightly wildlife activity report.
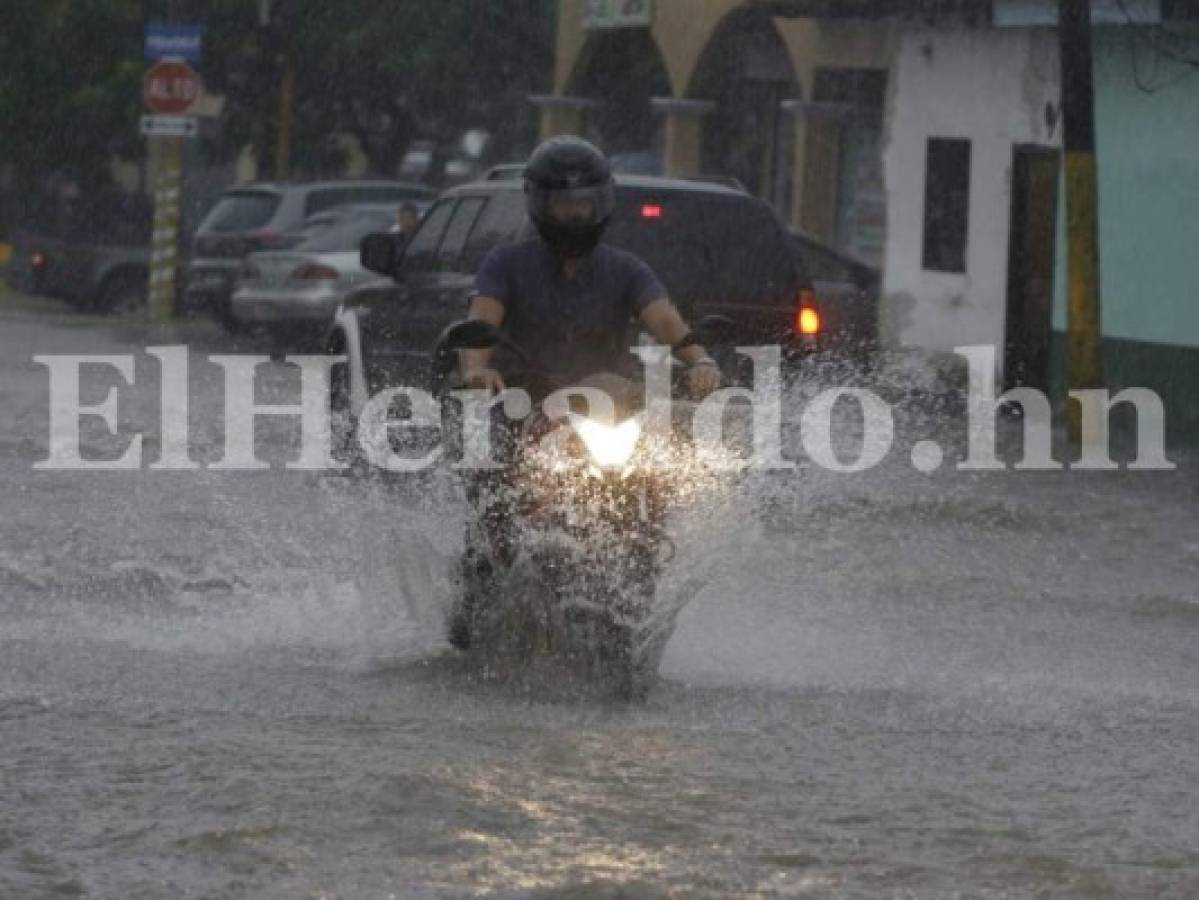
[689,8,801,212]
[567,29,671,171]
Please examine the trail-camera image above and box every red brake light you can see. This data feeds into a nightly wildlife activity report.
[248,228,285,249]
[796,288,821,336]
[640,204,663,219]
[293,263,339,281]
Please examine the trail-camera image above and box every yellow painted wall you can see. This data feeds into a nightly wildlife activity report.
[554,0,592,92]
[549,1,895,229]
[652,0,742,96]
[555,1,899,101]
[772,17,819,97]
[557,0,740,98]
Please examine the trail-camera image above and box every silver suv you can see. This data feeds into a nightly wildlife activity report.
[185,179,433,326]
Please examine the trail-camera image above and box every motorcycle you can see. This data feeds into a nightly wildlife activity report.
[431,320,724,701]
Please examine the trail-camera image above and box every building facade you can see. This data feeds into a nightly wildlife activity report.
[538,0,899,268]
[884,6,1199,436]
[540,0,1199,438]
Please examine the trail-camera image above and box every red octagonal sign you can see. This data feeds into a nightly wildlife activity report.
[143,59,201,115]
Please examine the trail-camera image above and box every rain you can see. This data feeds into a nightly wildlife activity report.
[2,1,1199,897]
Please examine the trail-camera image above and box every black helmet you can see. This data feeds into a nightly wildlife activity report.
[524,136,614,258]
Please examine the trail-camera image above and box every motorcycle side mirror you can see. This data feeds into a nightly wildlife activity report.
[430,319,504,397]
[695,315,737,346]
[360,232,403,278]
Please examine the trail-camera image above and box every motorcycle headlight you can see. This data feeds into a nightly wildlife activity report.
[570,415,642,470]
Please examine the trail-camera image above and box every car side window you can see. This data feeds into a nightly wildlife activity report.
[800,241,851,282]
[461,192,527,273]
[435,197,486,272]
[401,199,456,274]
[304,188,354,216]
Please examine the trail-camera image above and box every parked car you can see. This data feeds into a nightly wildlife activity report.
[184,179,434,325]
[790,228,881,354]
[6,189,153,313]
[278,202,429,250]
[324,174,823,414]
[229,209,395,347]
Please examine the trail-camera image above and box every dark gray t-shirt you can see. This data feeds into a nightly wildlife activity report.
[473,238,666,382]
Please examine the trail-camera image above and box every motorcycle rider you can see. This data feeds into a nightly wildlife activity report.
[450,135,720,649]
[461,135,720,398]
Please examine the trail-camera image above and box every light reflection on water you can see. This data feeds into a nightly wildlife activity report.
[2,333,1198,897]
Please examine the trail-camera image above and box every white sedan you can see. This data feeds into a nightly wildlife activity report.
[229,210,394,346]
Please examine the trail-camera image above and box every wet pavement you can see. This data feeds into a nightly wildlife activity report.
[2,291,1198,898]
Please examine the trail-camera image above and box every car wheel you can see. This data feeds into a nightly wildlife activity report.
[98,273,148,316]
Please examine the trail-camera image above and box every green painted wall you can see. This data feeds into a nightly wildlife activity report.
[1052,26,1199,350]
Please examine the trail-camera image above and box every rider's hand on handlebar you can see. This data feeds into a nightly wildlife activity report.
[686,362,721,400]
[462,367,506,394]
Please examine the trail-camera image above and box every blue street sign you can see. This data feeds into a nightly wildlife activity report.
[144,23,203,64]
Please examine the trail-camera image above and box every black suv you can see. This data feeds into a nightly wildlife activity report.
[326,174,820,406]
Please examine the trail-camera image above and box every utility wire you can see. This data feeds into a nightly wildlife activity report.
[1112,0,1199,92]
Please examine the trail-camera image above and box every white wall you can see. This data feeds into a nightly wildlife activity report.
[880,24,1060,357]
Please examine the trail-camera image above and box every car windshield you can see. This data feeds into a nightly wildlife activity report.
[201,191,280,232]
[298,213,392,253]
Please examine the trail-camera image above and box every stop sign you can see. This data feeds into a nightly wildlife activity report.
[143,59,202,115]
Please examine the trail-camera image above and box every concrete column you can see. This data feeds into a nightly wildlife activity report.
[528,95,599,141]
[650,98,715,178]
[781,100,852,238]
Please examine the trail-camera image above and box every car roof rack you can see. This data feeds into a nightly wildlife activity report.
[682,175,747,192]
[483,164,525,181]
[482,165,747,191]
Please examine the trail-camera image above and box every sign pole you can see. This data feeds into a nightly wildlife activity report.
[1058,0,1103,446]
[276,51,294,179]
[148,136,183,321]
[142,54,201,322]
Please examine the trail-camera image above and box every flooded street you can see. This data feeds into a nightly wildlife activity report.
[3,300,1199,898]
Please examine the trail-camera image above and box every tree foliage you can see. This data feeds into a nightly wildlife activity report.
[0,0,146,188]
[0,0,555,188]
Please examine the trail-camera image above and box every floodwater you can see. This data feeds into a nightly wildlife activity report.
[3,299,1199,898]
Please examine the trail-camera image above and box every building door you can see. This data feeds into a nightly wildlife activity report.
[1004,145,1060,392]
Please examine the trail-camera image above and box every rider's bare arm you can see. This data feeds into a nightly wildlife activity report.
[463,295,507,391]
[638,297,721,398]
[638,298,708,365]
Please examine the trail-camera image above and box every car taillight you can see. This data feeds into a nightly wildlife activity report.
[641,203,663,219]
[31,252,46,269]
[796,288,821,337]
[248,229,285,250]
[292,264,339,281]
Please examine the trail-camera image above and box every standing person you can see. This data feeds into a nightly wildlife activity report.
[393,201,421,242]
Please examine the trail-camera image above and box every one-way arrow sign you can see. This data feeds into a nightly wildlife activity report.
[140,115,198,138]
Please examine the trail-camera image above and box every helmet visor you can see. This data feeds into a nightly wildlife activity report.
[530,184,614,228]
